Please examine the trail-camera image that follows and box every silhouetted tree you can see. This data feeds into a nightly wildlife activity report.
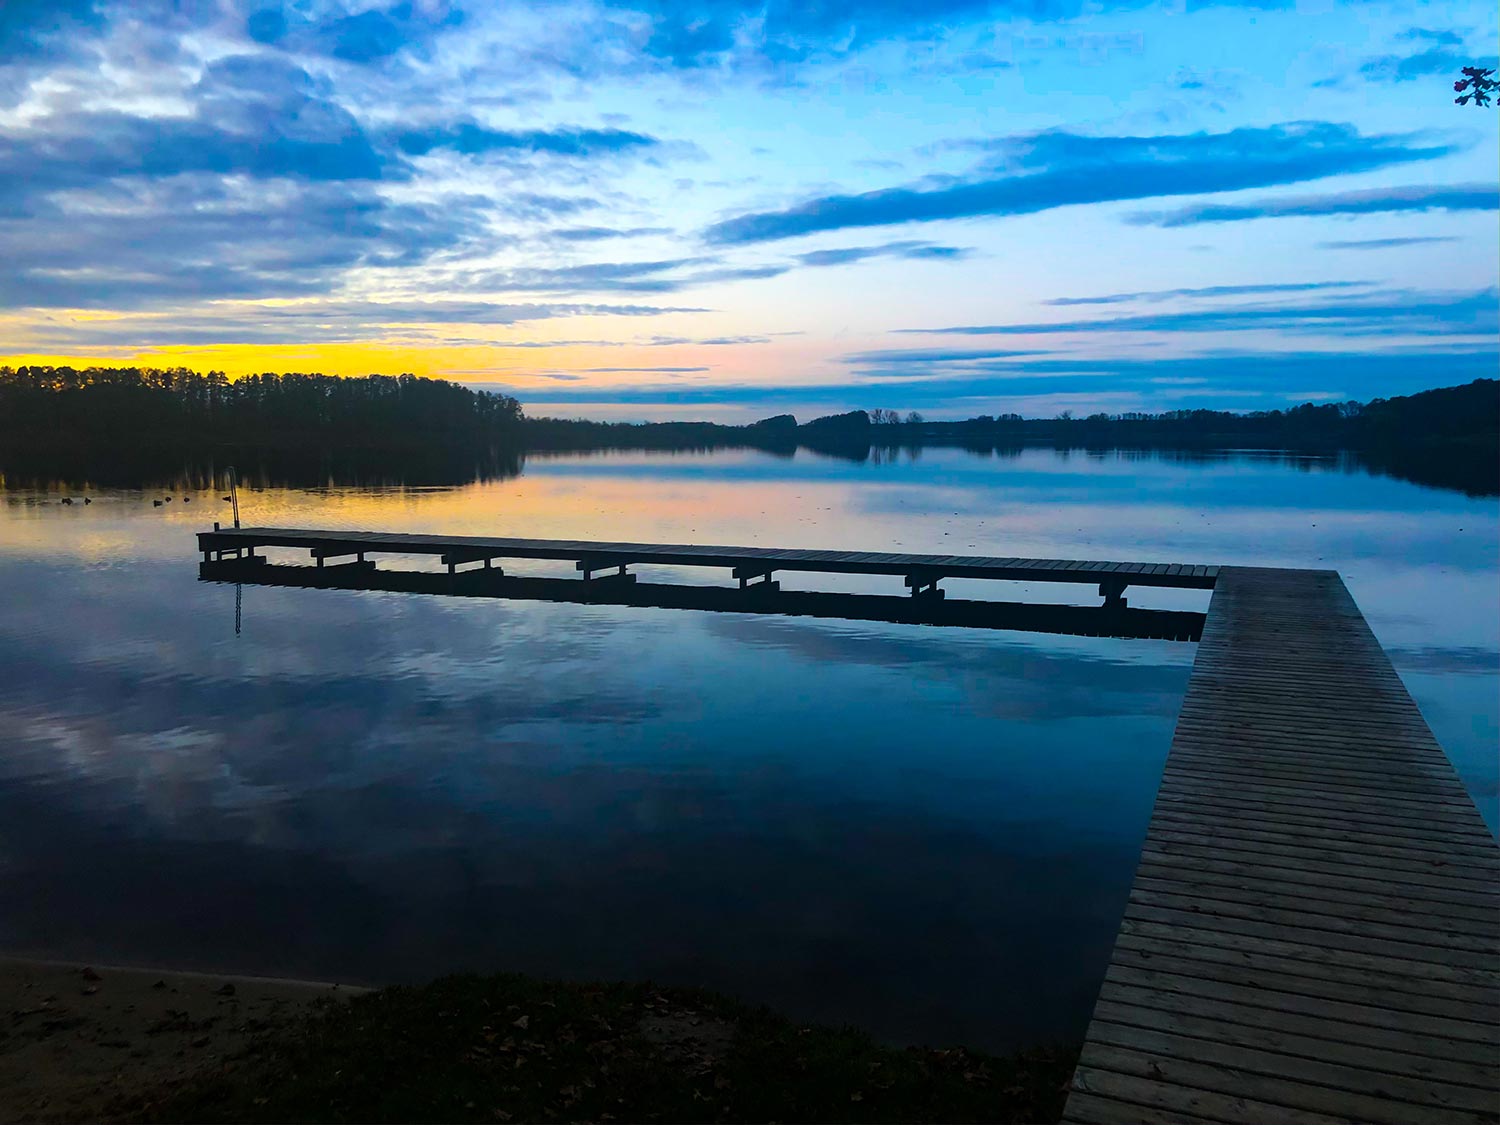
[1455,66,1496,106]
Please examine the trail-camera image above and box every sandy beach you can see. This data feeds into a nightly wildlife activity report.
[0,956,365,1123]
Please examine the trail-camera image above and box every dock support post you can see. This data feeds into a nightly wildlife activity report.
[904,572,945,599]
[577,558,635,584]
[1100,578,1128,609]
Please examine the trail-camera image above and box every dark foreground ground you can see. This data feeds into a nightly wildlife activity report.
[3,959,1075,1124]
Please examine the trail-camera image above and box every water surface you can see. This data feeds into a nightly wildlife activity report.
[0,446,1494,1052]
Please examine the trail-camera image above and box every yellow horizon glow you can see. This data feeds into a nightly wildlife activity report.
[0,343,579,384]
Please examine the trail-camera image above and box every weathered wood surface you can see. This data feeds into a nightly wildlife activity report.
[196,526,1218,590]
[1064,567,1500,1125]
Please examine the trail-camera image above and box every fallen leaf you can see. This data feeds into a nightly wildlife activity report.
[512,1015,529,1030]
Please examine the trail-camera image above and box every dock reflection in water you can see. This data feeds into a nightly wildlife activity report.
[200,558,1206,643]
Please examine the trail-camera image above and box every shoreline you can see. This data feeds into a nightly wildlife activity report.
[1,956,1076,1124]
[0,955,363,1123]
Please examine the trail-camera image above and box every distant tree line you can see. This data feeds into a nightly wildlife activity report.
[0,366,522,445]
[1,366,1493,495]
[859,380,1498,453]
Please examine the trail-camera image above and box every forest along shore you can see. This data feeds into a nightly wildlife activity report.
[2,367,1495,498]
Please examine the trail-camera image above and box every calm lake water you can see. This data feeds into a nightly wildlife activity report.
[1,445,1495,1052]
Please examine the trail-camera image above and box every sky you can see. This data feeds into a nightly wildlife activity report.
[0,0,1496,422]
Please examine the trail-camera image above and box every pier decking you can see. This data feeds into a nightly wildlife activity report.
[194,528,1500,1122]
[1065,567,1499,1125]
[196,526,1218,600]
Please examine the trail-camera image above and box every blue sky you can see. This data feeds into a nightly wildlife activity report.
[0,0,1495,420]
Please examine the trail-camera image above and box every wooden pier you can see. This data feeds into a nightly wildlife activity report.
[196,526,1218,604]
[1065,568,1499,1125]
[195,528,1499,1122]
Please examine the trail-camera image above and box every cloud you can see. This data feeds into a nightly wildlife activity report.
[0,0,102,63]
[615,0,1295,69]
[704,123,1459,244]
[424,334,774,349]
[393,121,660,159]
[626,0,999,67]
[841,348,1051,364]
[1399,28,1464,46]
[12,300,706,348]
[0,178,506,308]
[892,288,1499,339]
[684,264,791,283]
[1044,281,1373,306]
[0,19,675,306]
[1319,237,1461,251]
[487,346,1500,407]
[579,366,710,373]
[549,226,674,242]
[0,57,393,208]
[247,1,465,64]
[795,241,969,267]
[456,257,718,295]
[1126,183,1498,227]
[1358,46,1495,84]
[1360,47,1468,83]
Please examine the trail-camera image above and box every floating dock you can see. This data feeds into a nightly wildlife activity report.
[196,527,1499,1123]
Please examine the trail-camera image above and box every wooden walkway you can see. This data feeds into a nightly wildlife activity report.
[196,527,1217,599]
[1065,567,1500,1125]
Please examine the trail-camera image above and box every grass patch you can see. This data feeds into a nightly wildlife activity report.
[121,973,1076,1123]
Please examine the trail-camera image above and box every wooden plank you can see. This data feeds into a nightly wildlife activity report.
[1102,963,1497,1044]
[1066,567,1500,1124]
[1097,980,1499,1068]
[1089,998,1499,1090]
[1156,774,1491,824]
[1145,807,1500,865]
[1136,847,1499,911]
[1122,903,1498,986]
[1106,950,1500,1036]
[1110,932,1499,1014]
[1081,1032,1499,1121]
[1130,865,1498,930]
[1124,888,1496,964]
[1071,1064,1369,1125]
[1142,831,1500,887]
